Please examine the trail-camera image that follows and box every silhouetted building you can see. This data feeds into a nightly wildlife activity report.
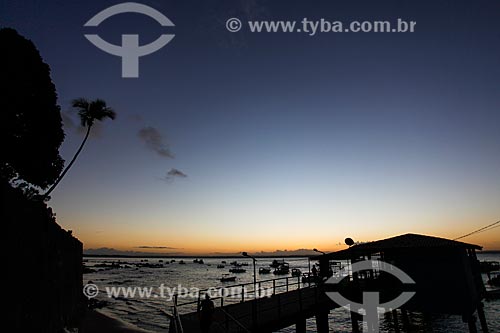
[315,233,488,332]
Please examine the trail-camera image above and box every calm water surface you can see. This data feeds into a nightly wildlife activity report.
[84,254,500,332]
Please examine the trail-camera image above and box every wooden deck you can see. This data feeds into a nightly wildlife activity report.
[170,285,337,333]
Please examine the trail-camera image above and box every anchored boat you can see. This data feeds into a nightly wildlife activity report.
[259,267,271,274]
[273,263,290,275]
[229,267,246,273]
[220,274,236,282]
[291,268,302,277]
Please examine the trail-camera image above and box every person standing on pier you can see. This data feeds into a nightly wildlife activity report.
[199,294,214,333]
[312,265,318,277]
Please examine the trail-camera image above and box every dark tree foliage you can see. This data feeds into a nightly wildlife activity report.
[0,28,65,193]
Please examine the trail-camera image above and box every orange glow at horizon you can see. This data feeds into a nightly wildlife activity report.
[76,221,500,254]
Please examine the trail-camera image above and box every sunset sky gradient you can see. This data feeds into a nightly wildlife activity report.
[2,0,499,253]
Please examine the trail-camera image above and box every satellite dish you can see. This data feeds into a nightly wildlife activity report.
[345,238,355,246]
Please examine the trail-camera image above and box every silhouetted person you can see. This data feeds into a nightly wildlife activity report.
[312,265,318,277]
[199,294,214,333]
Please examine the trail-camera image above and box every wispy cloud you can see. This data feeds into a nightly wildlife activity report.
[84,247,183,256]
[158,168,188,182]
[167,168,188,178]
[136,246,178,249]
[138,126,173,158]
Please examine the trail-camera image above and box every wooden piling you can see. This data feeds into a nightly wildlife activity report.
[392,309,400,332]
[315,311,329,333]
[464,315,478,333]
[350,311,360,333]
[296,317,306,333]
[477,302,489,333]
[401,309,411,330]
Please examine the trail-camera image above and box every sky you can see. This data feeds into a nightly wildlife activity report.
[2,0,499,253]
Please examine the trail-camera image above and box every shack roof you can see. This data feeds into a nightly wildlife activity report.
[314,233,482,260]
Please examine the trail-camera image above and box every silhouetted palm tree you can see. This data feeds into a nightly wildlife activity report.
[43,98,116,199]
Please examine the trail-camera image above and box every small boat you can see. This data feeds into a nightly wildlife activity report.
[270,259,286,268]
[301,272,321,284]
[229,267,246,273]
[273,263,290,275]
[486,289,500,300]
[291,268,302,277]
[217,264,225,268]
[480,261,500,273]
[179,260,186,265]
[488,272,500,287]
[259,267,271,274]
[220,274,236,282]
[241,262,249,266]
[221,261,227,264]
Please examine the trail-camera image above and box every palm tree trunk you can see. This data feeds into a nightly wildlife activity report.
[43,125,92,199]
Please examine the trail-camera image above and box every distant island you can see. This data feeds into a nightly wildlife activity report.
[83,247,322,258]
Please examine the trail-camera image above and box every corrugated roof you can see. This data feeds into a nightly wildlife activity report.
[316,233,481,260]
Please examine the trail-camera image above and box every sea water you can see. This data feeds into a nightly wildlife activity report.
[83,254,500,332]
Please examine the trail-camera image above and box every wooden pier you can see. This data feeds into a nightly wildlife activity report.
[169,276,337,333]
[169,234,490,333]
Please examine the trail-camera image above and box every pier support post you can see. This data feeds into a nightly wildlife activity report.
[392,309,400,332]
[350,311,360,333]
[463,314,478,333]
[401,309,410,330]
[477,302,489,333]
[315,311,329,333]
[296,317,306,333]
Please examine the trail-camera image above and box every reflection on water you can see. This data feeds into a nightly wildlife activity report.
[84,254,500,332]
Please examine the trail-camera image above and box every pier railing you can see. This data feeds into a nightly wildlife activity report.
[170,302,184,333]
[172,275,317,314]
